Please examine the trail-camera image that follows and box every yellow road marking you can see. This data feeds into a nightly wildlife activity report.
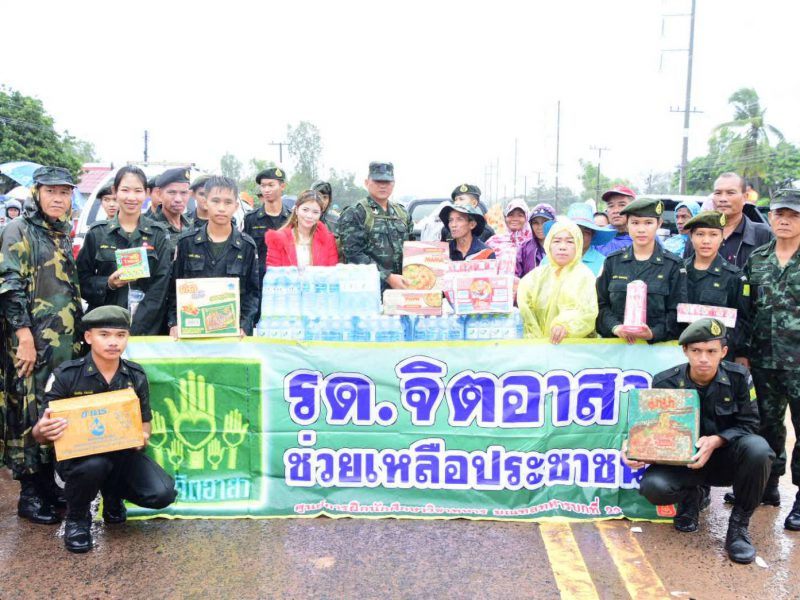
[540,522,600,600]
[596,521,670,600]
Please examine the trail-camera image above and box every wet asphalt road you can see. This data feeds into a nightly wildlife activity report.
[1,435,799,599]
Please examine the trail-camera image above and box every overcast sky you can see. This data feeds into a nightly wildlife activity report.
[4,0,798,201]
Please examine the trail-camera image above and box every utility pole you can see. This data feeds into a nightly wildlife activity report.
[513,138,518,198]
[143,130,149,163]
[269,141,289,164]
[665,0,700,194]
[590,145,610,201]
[555,101,561,207]
[523,175,527,202]
[495,157,500,204]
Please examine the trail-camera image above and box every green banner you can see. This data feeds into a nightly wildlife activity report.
[125,337,686,521]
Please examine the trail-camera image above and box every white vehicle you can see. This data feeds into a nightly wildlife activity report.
[72,163,248,258]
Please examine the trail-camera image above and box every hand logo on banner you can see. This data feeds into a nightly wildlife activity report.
[166,371,218,469]
[222,409,249,469]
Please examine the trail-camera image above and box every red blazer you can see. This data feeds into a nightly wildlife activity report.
[265,223,339,269]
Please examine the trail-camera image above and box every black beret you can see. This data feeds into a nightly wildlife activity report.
[311,180,332,196]
[156,167,191,188]
[190,175,211,192]
[82,306,131,331]
[451,183,481,201]
[685,210,726,231]
[620,198,664,219]
[255,167,286,184]
[678,318,726,346]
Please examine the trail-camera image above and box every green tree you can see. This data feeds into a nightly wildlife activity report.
[287,121,322,181]
[327,169,367,209]
[578,159,631,201]
[0,86,87,179]
[239,158,275,202]
[716,88,784,185]
[63,132,97,164]
[220,152,242,181]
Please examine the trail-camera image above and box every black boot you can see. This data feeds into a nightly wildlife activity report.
[699,485,711,510]
[64,511,93,554]
[761,477,781,507]
[725,507,756,564]
[785,490,800,531]
[37,468,67,512]
[101,495,127,524]
[17,477,61,525]
[674,486,701,532]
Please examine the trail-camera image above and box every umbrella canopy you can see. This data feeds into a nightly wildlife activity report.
[0,161,43,186]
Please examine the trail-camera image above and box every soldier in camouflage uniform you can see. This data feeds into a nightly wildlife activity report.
[0,166,83,524]
[742,189,800,531]
[338,161,414,291]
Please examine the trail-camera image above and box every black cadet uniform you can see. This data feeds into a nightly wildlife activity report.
[682,211,751,360]
[596,198,688,343]
[636,318,774,564]
[243,167,290,292]
[167,222,260,335]
[77,217,172,335]
[42,306,176,552]
[148,168,194,255]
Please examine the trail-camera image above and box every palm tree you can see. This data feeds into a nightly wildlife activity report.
[716,88,784,186]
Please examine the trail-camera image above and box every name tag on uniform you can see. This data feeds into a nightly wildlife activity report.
[677,303,737,327]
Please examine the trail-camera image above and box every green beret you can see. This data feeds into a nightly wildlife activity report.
[147,176,158,189]
[451,183,481,201]
[32,166,76,188]
[685,210,726,231]
[368,161,394,182]
[82,306,131,331]
[678,318,727,346]
[255,167,286,184]
[157,168,191,188]
[96,183,114,198]
[620,198,664,219]
[190,174,211,192]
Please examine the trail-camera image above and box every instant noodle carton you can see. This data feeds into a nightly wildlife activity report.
[402,242,450,290]
[50,388,144,461]
[452,274,514,315]
[622,280,648,334]
[383,289,443,316]
[115,247,150,281]
[176,277,240,338]
[627,388,700,465]
[677,303,737,328]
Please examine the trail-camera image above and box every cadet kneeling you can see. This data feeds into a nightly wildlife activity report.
[622,318,774,564]
[33,306,177,553]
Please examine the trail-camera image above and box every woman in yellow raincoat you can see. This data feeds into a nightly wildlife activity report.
[516,217,598,343]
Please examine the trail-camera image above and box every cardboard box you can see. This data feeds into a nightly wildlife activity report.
[383,289,443,316]
[677,303,737,328]
[177,277,240,338]
[50,388,144,461]
[452,274,514,315]
[627,388,700,465]
[115,247,150,281]
[402,242,450,290]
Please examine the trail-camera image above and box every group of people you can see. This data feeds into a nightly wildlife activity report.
[0,160,799,562]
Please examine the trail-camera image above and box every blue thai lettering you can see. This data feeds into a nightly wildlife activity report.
[547,450,574,484]
[285,370,322,425]
[446,371,497,426]
[396,356,447,425]
[499,373,544,427]
[444,453,470,487]
[322,373,377,425]
[413,440,442,486]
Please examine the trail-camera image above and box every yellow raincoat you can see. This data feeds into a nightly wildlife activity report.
[516,217,598,339]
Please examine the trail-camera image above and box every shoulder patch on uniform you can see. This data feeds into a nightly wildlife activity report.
[88,219,108,230]
[241,233,257,248]
[124,359,146,374]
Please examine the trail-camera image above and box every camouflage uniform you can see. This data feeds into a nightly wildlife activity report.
[745,239,800,485]
[338,196,414,290]
[0,196,82,479]
[76,216,172,335]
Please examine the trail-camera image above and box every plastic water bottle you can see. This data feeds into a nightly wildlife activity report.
[285,268,301,316]
[512,310,524,339]
[448,315,463,341]
[327,270,340,316]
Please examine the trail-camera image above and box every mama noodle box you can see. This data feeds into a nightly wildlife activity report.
[177,277,240,338]
[402,242,450,290]
[627,388,700,465]
[677,303,737,328]
[115,247,150,281]
[452,274,513,315]
[50,388,143,461]
[383,289,443,316]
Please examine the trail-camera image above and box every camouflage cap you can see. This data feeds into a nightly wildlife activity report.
[451,183,481,201]
[32,166,76,188]
[82,305,131,331]
[685,210,726,231]
[620,197,664,219]
[157,167,191,188]
[255,167,286,184]
[678,317,727,346]
[770,189,800,213]
[368,161,394,182]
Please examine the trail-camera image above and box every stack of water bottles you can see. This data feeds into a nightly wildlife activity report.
[410,309,524,341]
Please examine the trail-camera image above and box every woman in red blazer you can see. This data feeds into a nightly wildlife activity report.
[265,190,339,270]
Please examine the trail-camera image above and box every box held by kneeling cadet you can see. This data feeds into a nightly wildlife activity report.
[49,388,144,461]
[627,388,700,465]
[176,277,240,338]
